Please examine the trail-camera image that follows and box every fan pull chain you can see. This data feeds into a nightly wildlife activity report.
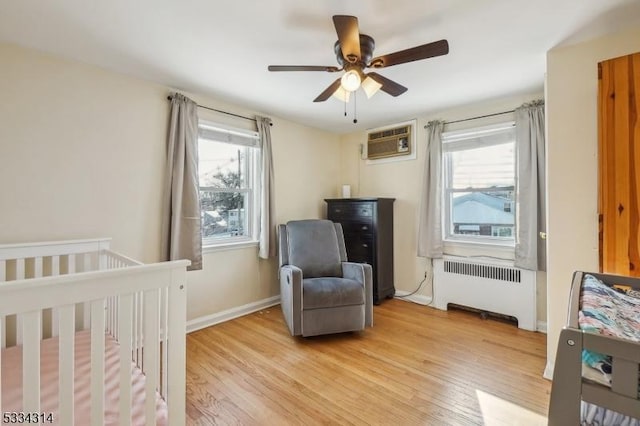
[353,91,358,124]
[344,91,347,116]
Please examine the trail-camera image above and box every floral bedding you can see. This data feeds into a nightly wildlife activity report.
[579,274,640,385]
[578,274,640,425]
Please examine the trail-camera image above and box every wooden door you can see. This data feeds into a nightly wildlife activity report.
[598,52,640,275]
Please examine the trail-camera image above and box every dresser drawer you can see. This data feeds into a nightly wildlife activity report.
[340,220,373,234]
[327,202,373,220]
[345,234,374,264]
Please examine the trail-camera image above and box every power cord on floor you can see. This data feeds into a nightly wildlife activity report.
[395,274,427,298]
[395,259,435,306]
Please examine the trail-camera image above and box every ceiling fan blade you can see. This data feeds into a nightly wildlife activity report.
[268,65,340,72]
[369,39,449,68]
[333,15,361,63]
[313,78,342,102]
[367,72,408,97]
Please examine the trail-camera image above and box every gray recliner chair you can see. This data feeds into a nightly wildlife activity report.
[278,219,373,337]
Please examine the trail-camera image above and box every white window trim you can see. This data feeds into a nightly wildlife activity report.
[443,239,516,261]
[441,121,516,249]
[203,240,259,254]
[198,119,261,249]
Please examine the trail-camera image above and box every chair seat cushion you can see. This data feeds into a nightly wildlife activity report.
[303,277,364,310]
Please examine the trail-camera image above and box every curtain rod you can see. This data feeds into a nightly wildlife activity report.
[166,95,272,126]
[445,109,514,125]
[425,109,515,128]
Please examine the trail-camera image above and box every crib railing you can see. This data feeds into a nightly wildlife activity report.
[0,238,113,346]
[0,238,188,426]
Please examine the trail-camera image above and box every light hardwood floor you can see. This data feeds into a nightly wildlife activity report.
[186,299,551,425]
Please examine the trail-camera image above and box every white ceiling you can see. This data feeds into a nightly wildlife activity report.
[1,0,640,133]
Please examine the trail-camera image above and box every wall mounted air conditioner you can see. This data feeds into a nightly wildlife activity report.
[366,120,415,161]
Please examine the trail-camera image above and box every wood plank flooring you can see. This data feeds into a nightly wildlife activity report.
[186,299,551,425]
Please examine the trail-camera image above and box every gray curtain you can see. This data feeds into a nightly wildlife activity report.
[161,93,202,270]
[257,116,276,259]
[417,120,445,258]
[515,100,546,271]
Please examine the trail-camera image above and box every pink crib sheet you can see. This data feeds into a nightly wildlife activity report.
[1,330,168,425]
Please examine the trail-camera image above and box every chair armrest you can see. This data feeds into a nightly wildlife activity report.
[280,265,303,336]
[342,262,373,327]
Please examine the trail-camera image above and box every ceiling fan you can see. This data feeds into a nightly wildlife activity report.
[268,15,449,103]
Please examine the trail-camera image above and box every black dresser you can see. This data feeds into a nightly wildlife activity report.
[325,198,395,304]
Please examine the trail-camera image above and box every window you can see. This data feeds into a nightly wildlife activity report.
[198,121,260,247]
[442,122,516,244]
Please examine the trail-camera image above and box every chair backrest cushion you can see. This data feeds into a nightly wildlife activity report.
[286,220,342,278]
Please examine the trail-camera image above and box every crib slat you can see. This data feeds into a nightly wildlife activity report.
[67,254,76,273]
[138,292,144,367]
[143,289,160,426]
[16,258,25,279]
[58,305,75,426]
[90,300,105,426]
[1,261,6,349]
[51,255,60,275]
[15,259,26,345]
[108,297,114,338]
[22,311,41,413]
[1,316,5,349]
[0,319,3,411]
[112,296,116,337]
[0,259,6,282]
[0,260,5,350]
[161,286,168,398]
[51,255,61,337]
[82,253,93,330]
[83,303,91,331]
[119,294,133,426]
[133,293,139,367]
[34,256,43,278]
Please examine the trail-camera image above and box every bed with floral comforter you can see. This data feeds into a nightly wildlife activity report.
[579,274,640,425]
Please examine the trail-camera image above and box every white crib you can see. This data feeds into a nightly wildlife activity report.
[0,238,189,426]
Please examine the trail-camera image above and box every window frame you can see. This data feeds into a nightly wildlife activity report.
[441,121,516,247]
[198,120,261,249]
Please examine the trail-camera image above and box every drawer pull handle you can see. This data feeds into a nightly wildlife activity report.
[335,209,341,213]
[361,226,368,230]
[362,244,368,248]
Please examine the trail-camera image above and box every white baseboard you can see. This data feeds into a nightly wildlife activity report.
[536,320,547,333]
[187,295,280,333]
[543,360,554,380]
[394,291,433,306]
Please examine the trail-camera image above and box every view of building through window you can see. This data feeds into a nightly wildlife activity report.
[198,138,252,244]
[443,124,516,242]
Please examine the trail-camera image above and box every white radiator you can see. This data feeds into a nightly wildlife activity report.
[433,256,537,331]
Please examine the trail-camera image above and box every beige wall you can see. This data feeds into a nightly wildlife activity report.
[339,92,544,321]
[0,42,341,322]
[545,27,640,374]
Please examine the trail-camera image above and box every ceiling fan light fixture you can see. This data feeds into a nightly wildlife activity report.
[361,76,383,99]
[331,85,351,102]
[340,69,361,92]
[268,15,449,106]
